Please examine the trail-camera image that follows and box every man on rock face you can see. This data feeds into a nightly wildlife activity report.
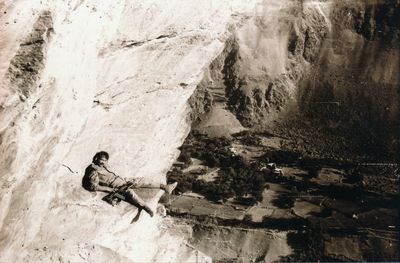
[83,151,177,217]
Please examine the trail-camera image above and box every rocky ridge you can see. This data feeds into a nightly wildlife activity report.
[0,0,398,262]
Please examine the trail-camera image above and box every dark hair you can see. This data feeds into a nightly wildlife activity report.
[93,151,109,162]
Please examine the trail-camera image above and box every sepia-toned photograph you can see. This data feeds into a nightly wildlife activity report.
[0,0,398,262]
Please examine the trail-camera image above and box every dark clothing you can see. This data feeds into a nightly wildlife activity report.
[82,165,95,191]
[83,163,126,191]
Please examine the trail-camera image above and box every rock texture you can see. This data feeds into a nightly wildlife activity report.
[189,0,399,160]
[299,0,400,160]
[0,0,262,262]
[0,0,398,262]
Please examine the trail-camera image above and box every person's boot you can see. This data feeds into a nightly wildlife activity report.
[163,182,178,194]
[142,205,154,217]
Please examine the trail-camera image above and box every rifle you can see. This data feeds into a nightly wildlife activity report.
[102,180,135,205]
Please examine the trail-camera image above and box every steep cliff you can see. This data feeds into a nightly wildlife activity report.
[299,0,400,160]
[0,0,398,262]
[0,0,262,262]
[191,0,399,161]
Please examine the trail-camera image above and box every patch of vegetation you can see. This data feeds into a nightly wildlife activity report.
[281,222,340,262]
[232,130,262,146]
[167,168,196,194]
[260,149,300,165]
[272,112,388,163]
[168,131,270,204]
[176,151,192,167]
[344,167,364,184]
[272,194,295,209]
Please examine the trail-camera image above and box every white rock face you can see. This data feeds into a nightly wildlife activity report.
[0,0,264,262]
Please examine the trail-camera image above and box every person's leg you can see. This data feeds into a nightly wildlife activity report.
[123,189,154,217]
[135,182,178,194]
[161,182,178,194]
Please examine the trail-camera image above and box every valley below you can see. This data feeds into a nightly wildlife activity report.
[0,0,399,262]
[164,129,399,262]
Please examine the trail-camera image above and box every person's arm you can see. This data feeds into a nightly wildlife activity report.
[88,169,117,193]
[88,170,113,193]
[103,163,130,186]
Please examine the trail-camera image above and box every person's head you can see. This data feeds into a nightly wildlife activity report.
[93,151,109,166]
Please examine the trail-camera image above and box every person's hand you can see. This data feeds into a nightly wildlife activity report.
[128,177,142,187]
[103,162,112,170]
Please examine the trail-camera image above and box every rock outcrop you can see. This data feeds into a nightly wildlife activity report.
[0,0,262,262]
[0,0,398,262]
[189,0,399,160]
